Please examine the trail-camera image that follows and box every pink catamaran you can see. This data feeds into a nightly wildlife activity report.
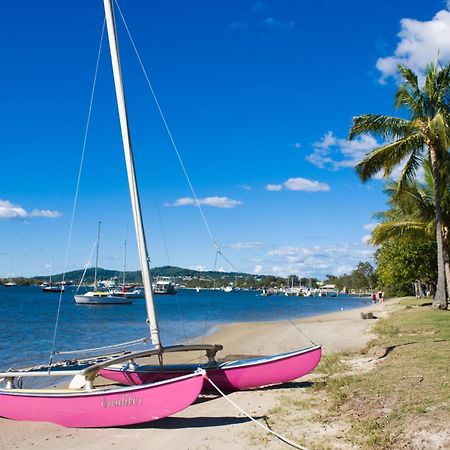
[100,345,322,393]
[0,0,322,429]
[0,0,206,428]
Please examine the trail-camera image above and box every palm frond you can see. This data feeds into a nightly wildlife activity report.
[424,62,438,114]
[348,115,411,140]
[394,85,425,116]
[435,63,450,106]
[397,65,420,93]
[395,65,427,116]
[396,152,423,193]
[423,159,435,193]
[355,134,424,181]
[370,221,431,245]
[429,112,450,157]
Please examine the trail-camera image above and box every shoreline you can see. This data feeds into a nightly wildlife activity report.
[183,293,374,351]
[191,297,395,358]
[0,297,398,449]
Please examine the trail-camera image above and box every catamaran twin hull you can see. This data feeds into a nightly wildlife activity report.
[0,371,203,428]
[100,345,322,393]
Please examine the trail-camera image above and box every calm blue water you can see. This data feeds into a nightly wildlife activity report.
[0,286,371,371]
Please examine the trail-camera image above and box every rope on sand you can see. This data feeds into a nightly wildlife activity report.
[204,375,310,450]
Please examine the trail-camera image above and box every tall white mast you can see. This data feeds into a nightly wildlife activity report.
[103,0,161,348]
[94,221,101,288]
[122,226,127,288]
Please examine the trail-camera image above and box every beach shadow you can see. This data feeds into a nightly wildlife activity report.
[249,380,314,391]
[121,415,259,430]
[194,380,315,399]
[193,394,222,404]
[380,338,448,358]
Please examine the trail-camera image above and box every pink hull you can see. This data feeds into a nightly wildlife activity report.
[0,372,203,428]
[100,345,322,393]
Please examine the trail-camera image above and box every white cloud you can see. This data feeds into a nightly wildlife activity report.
[251,1,267,12]
[229,242,263,250]
[307,131,381,170]
[265,183,283,191]
[238,184,252,191]
[363,223,377,231]
[361,235,372,245]
[165,196,242,208]
[0,200,27,219]
[377,8,450,83]
[335,265,355,276]
[0,200,62,220]
[253,264,263,274]
[265,243,374,278]
[308,132,425,181]
[230,21,247,30]
[293,142,302,149]
[30,209,62,218]
[266,177,330,193]
[283,177,330,192]
[263,17,294,30]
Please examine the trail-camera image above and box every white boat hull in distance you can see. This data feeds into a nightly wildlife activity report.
[74,293,132,305]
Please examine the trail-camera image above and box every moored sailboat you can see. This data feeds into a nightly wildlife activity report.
[41,259,64,293]
[74,222,132,305]
[0,0,206,427]
[3,276,17,287]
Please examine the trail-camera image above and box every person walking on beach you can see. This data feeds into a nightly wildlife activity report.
[380,290,384,304]
[378,290,382,303]
[371,291,377,304]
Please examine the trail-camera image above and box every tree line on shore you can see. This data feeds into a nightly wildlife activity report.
[0,262,378,292]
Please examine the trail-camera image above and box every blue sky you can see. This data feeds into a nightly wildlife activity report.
[1,0,449,279]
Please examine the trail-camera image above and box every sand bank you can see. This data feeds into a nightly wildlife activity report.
[0,299,397,450]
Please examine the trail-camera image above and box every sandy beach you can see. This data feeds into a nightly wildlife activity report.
[0,299,395,450]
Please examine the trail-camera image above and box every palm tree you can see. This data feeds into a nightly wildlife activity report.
[349,63,450,309]
[370,160,450,297]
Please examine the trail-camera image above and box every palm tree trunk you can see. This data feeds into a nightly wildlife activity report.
[429,146,448,309]
[443,231,450,304]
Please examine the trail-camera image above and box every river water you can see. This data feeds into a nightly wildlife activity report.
[0,285,371,373]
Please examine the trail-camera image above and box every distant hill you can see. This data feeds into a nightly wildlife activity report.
[35,265,256,285]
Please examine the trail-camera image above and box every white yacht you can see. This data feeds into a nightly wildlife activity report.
[74,289,131,305]
[153,277,176,295]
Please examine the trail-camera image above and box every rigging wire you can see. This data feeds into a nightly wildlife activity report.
[152,194,171,267]
[75,239,98,293]
[54,337,149,356]
[205,375,310,450]
[114,1,317,346]
[48,19,106,365]
[114,0,226,260]
[151,192,189,342]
